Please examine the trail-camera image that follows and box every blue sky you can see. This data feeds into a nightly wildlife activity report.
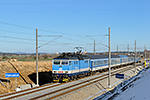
[0,0,150,53]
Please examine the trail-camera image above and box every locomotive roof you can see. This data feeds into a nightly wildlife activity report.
[118,55,128,58]
[53,54,123,60]
[53,54,89,60]
[86,55,121,59]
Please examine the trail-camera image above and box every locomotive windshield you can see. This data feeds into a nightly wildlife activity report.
[53,60,68,65]
[54,60,60,65]
[62,60,68,65]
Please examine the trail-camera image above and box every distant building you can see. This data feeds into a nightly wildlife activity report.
[55,52,59,54]
[10,59,17,62]
[85,50,88,54]
[144,49,150,58]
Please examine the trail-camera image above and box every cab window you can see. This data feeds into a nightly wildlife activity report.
[69,61,71,65]
[62,60,68,65]
[54,60,60,65]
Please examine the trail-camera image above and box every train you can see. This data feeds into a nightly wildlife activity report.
[52,53,141,82]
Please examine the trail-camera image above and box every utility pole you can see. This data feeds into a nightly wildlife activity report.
[108,27,111,88]
[145,45,146,59]
[139,48,140,56]
[127,44,129,55]
[94,40,95,55]
[36,29,39,86]
[149,52,150,67]
[135,40,136,72]
[117,45,118,55]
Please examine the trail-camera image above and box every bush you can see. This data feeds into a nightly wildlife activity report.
[43,54,48,59]
[2,56,8,59]
[11,56,16,59]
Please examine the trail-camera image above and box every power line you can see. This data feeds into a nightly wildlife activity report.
[0,0,149,5]
[86,34,108,37]
[39,29,107,39]
[39,35,62,37]
[86,35,108,48]
[0,21,35,30]
[0,8,149,14]
[0,35,35,41]
[0,21,85,37]
[38,35,62,48]
[0,34,89,46]
[0,40,35,44]
[60,35,90,45]
[0,21,117,52]
[0,21,107,41]
[0,29,35,35]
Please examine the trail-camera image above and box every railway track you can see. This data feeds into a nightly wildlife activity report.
[30,65,136,100]
[0,63,142,100]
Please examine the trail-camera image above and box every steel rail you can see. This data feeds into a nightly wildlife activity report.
[0,63,141,100]
[29,65,137,100]
[0,83,58,98]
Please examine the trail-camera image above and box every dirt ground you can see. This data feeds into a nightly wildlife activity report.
[0,61,52,95]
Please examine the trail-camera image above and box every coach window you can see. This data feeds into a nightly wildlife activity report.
[76,61,78,64]
[93,61,95,66]
[97,61,100,65]
[100,61,103,65]
[104,60,106,64]
[111,60,114,64]
[113,60,115,64]
[95,61,98,65]
[92,61,94,66]
[124,58,126,62]
[95,61,97,66]
[85,61,88,63]
[126,58,127,62]
[69,61,71,65]
[118,59,120,63]
[105,60,108,64]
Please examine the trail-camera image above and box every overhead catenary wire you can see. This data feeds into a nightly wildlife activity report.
[86,35,108,48]
[38,35,63,37]
[0,40,35,44]
[0,35,35,41]
[0,0,149,5]
[0,8,149,14]
[1,21,145,53]
[0,21,81,36]
[0,21,100,38]
[0,21,108,47]
[38,35,62,48]
[0,29,35,36]
[0,34,93,47]
[0,22,85,47]
[0,21,35,30]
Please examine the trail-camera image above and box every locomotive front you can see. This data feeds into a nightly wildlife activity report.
[52,58,70,82]
[52,53,91,82]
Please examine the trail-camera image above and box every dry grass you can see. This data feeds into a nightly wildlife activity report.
[0,61,52,95]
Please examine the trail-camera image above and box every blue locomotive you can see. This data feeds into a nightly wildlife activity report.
[52,53,141,82]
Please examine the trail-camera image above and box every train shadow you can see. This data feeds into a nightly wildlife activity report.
[0,78,10,83]
[28,71,53,86]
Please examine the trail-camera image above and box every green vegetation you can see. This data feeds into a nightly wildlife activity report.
[2,55,9,59]
[18,59,53,62]
[0,54,55,62]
